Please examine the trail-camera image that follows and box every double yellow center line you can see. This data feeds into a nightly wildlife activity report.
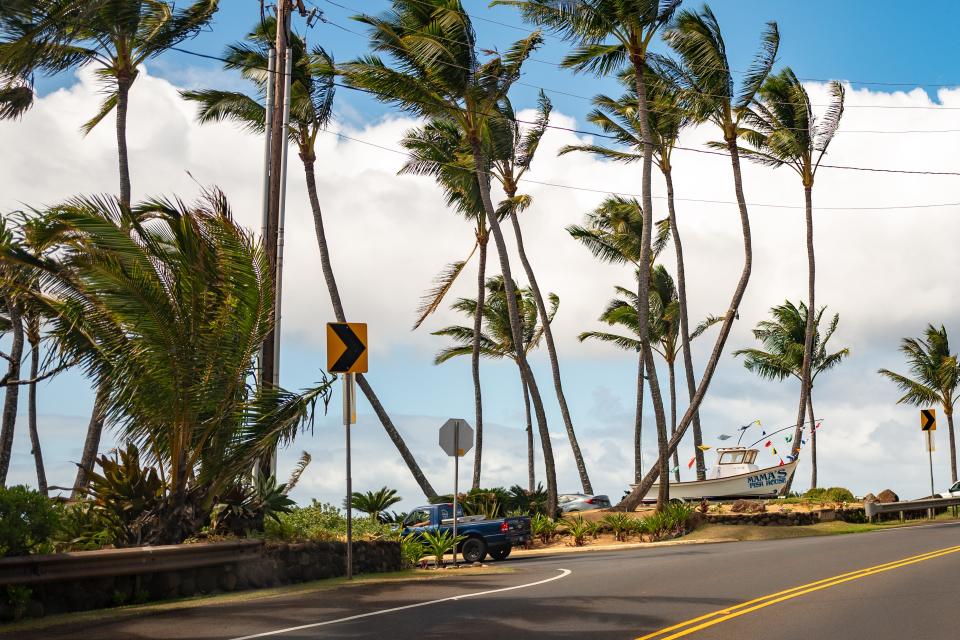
[637,543,960,639]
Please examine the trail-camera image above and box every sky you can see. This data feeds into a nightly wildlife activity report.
[4,1,960,511]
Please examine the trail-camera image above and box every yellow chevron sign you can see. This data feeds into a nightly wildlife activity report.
[921,409,937,431]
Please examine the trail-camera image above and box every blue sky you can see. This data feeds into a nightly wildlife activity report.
[9,1,960,509]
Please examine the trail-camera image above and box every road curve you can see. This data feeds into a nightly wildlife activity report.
[8,521,960,640]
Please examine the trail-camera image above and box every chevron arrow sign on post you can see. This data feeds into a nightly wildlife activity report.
[326,323,368,374]
[921,409,937,432]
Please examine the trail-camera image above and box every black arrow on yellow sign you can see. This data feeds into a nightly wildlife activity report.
[921,408,937,431]
[327,323,368,374]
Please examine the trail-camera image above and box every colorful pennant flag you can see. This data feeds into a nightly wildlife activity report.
[688,456,696,469]
[697,445,712,451]
[772,447,777,455]
[778,458,785,466]
[718,434,732,441]
[764,440,772,447]
[802,439,807,445]
[786,455,796,463]
[785,435,793,443]
[762,430,766,436]
[670,466,680,473]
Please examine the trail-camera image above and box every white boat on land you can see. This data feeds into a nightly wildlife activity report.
[635,447,798,501]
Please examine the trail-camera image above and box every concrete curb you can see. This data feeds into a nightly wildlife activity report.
[504,537,734,560]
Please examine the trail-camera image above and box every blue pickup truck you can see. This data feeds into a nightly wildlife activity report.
[401,503,531,562]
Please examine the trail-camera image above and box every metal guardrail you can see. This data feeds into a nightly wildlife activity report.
[864,496,960,522]
[0,539,263,586]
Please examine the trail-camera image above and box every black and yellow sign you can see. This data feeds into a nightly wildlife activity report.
[326,323,368,374]
[921,409,937,431]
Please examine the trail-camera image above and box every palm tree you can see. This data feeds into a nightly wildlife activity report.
[503,0,680,504]
[879,325,960,483]
[0,295,23,486]
[181,18,436,499]
[2,191,333,542]
[738,69,845,473]
[399,119,489,490]
[350,487,403,523]
[734,301,850,488]
[434,276,558,492]
[343,0,559,514]
[619,6,779,511]
[561,63,713,480]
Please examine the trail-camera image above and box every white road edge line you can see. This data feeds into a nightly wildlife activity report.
[228,568,572,640]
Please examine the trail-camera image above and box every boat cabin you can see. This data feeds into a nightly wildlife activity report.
[707,447,760,480]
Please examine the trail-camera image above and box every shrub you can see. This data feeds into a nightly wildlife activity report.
[420,529,463,568]
[349,487,402,523]
[53,501,112,551]
[399,533,425,569]
[804,487,856,503]
[210,471,296,536]
[531,513,558,544]
[602,513,632,542]
[562,515,590,546]
[264,501,390,541]
[0,485,60,557]
[586,519,602,540]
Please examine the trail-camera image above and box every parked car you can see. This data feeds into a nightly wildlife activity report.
[558,493,611,513]
[938,480,960,498]
[401,503,531,562]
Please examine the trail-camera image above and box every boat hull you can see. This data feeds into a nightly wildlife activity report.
[636,461,798,501]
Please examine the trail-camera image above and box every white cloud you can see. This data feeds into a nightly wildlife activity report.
[2,67,959,505]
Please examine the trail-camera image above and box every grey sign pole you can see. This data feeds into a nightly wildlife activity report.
[453,422,459,567]
[344,373,353,580]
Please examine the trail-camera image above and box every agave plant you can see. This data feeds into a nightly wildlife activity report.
[420,529,464,568]
[601,512,632,542]
[562,514,590,547]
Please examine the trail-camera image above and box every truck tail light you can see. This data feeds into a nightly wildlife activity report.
[500,521,509,532]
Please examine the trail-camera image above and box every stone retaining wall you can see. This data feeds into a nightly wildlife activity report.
[704,508,866,527]
[0,539,400,621]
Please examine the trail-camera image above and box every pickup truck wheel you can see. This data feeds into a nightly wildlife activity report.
[489,545,511,561]
[460,537,487,563]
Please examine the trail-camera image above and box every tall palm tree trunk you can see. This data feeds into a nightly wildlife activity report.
[617,139,754,511]
[471,236,487,490]
[72,385,108,497]
[470,140,557,516]
[669,359,679,482]
[664,169,706,480]
[785,185,816,495]
[807,392,817,489]
[507,210,593,493]
[116,76,133,209]
[0,299,24,485]
[521,371,534,492]
[635,353,645,483]
[302,157,437,498]
[947,410,958,483]
[645,350,670,511]
[27,342,46,495]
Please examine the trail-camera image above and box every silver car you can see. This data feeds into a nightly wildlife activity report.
[558,493,611,512]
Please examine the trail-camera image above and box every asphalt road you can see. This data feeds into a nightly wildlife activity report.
[11,521,960,640]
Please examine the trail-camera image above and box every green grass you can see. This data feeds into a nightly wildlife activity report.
[0,566,512,636]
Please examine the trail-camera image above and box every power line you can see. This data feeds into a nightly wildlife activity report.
[319,129,960,211]
[168,44,960,177]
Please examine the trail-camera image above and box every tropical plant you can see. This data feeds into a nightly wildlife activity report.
[879,324,960,482]
[739,69,845,476]
[343,0,558,515]
[0,485,59,556]
[1,191,333,544]
[349,487,403,523]
[399,533,426,569]
[620,5,780,510]
[803,487,855,504]
[586,519,602,540]
[561,62,711,480]
[530,513,558,544]
[601,512,632,542]
[264,500,390,542]
[420,528,464,568]
[182,17,436,499]
[433,276,557,492]
[210,469,298,536]
[562,514,590,546]
[734,301,849,487]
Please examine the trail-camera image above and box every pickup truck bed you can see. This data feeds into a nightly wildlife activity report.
[402,503,531,562]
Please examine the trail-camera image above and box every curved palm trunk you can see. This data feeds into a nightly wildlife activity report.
[521,371,534,492]
[669,359,679,483]
[635,353,645,483]
[785,185,816,495]
[664,169,706,480]
[72,385,108,497]
[303,157,437,498]
[645,350,670,511]
[471,237,487,490]
[947,410,958,484]
[0,299,24,485]
[470,140,557,516]
[507,209,593,493]
[27,341,46,495]
[617,139,754,511]
[116,77,133,209]
[807,392,817,489]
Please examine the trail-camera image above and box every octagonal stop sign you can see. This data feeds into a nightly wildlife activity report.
[439,419,474,457]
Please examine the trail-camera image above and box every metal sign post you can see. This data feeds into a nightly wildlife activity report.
[922,409,938,515]
[344,372,354,579]
[439,419,473,567]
